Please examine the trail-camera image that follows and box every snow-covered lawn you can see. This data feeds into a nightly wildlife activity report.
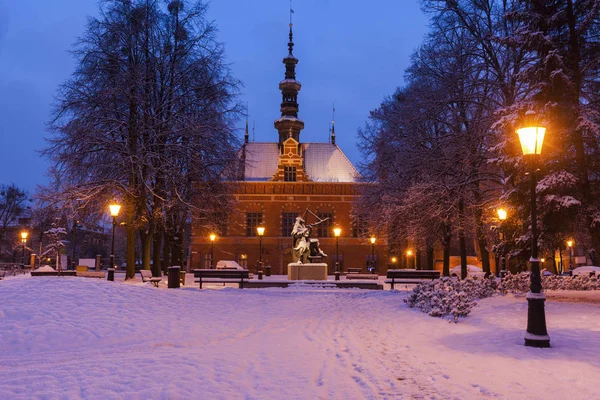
[1,276,599,400]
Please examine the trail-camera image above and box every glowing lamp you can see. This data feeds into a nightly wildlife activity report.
[109,203,121,217]
[516,111,545,155]
[497,208,507,221]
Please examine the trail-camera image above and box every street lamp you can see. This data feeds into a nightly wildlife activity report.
[257,225,265,278]
[497,208,507,276]
[108,202,121,281]
[516,110,550,347]
[370,236,376,273]
[567,240,574,272]
[209,233,216,269]
[20,231,28,269]
[333,227,341,273]
[407,250,414,269]
[71,220,81,270]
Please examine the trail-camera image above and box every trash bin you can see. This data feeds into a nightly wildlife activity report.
[107,268,115,281]
[168,266,181,289]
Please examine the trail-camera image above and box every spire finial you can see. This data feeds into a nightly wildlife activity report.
[288,0,295,55]
[244,103,249,143]
[331,103,336,145]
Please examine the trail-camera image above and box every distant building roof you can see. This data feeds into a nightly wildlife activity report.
[236,142,359,182]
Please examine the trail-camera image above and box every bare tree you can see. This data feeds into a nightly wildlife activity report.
[44,0,241,279]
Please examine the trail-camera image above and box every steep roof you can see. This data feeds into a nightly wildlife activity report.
[237,142,359,182]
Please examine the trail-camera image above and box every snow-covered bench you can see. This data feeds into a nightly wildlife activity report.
[193,269,250,289]
[140,270,162,287]
[386,269,440,289]
[346,273,378,280]
[76,271,105,279]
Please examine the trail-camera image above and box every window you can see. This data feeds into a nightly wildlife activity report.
[284,166,297,182]
[352,215,369,238]
[317,212,333,238]
[246,212,263,236]
[282,212,298,237]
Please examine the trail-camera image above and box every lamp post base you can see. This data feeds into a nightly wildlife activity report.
[525,292,550,348]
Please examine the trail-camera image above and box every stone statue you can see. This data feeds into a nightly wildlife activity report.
[291,215,327,264]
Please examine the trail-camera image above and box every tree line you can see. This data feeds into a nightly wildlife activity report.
[42,0,241,278]
[358,0,600,277]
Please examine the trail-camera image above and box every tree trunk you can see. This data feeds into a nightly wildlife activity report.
[458,199,467,280]
[442,223,451,277]
[125,191,136,280]
[153,228,163,277]
[426,244,434,270]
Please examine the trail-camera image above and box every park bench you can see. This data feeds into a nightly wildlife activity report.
[346,267,362,274]
[193,269,250,289]
[386,269,441,289]
[76,271,105,279]
[346,273,379,280]
[140,270,162,287]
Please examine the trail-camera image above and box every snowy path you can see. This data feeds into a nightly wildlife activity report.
[1,277,599,399]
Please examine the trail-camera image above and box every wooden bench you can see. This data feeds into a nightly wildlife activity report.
[346,268,362,275]
[77,271,105,279]
[386,269,441,289]
[346,273,379,280]
[140,270,162,287]
[193,269,250,289]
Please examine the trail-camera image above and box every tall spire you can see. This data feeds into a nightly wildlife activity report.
[245,119,249,144]
[244,103,249,144]
[331,103,336,145]
[274,3,304,144]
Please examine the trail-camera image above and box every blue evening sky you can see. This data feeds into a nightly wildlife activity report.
[0,0,429,194]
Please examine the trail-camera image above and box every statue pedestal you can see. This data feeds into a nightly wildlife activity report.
[287,263,328,280]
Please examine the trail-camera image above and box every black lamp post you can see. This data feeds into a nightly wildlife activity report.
[257,226,265,278]
[209,234,216,269]
[567,240,574,272]
[497,208,507,276]
[517,110,550,348]
[108,203,121,281]
[370,236,376,273]
[334,227,341,272]
[20,231,28,269]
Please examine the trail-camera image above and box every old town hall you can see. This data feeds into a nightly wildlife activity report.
[189,23,388,274]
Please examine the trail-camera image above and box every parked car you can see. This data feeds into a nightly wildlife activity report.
[571,266,600,277]
[450,265,486,278]
[541,269,554,276]
[215,260,245,270]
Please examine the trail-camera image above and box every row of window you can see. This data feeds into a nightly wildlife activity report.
[244,212,368,238]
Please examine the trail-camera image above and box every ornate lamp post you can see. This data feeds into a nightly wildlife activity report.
[406,250,414,269]
[257,225,265,278]
[516,110,550,347]
[20,231,28,269]
[567,240,574,272]
[333,227,341,273]
[497,208,507,276]
[71,220,81,270]
[370,236,376,273]
[108,203,121,281]
[209,233,216,269]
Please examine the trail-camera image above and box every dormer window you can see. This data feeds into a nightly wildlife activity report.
[284,166,297,182]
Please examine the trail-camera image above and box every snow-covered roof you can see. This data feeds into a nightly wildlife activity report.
[301,143,359,182]
[238,143,280,181]
[236,142,359,182]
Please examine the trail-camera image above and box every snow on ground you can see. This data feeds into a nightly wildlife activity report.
[1,275,599,400]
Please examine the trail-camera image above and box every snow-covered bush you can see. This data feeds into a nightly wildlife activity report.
[404,276,497,323]
[499,271,600,294]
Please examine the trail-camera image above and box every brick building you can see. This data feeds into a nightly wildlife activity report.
[189,24,389,274]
